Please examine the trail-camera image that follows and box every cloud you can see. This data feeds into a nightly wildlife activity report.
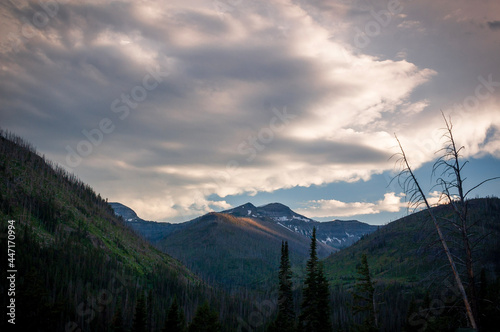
[296,192,406,218]
[1,0,499,221]
[397,20,424,32]
[487,20,500,30]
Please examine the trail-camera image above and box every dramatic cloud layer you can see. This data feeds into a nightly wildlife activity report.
[1,0,499,222]
[296,192,405,218]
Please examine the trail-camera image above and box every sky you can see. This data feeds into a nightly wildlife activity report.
[1,0,499,225]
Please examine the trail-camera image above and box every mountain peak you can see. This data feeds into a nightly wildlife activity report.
[239,202,257,209]
[109,202,139,220]
[222,202,258,217]
[259,202,292,212]
[220,201,377,250]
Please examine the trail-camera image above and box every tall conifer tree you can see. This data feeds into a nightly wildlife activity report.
[188,301,221,332]
[274,241,295,331]
[131,293,147,332]
[110,304,125,332]
[163,296,186,332]
[147,289,153,332]
[352,253,378,332]
[299,227,332,332]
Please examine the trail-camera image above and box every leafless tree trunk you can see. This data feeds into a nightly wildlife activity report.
[393,135,478,330]
[432,113,500,328]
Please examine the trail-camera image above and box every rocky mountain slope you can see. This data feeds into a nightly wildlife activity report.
[223,202,377,249]
[156,211,335,290]
[111,201,377,290]
[109,202,185,242]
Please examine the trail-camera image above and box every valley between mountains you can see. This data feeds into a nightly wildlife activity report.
[1,132,499,331]
[109,202,377,290]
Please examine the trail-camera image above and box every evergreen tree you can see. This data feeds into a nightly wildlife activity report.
[17,267,52,330]
[299,227,332,332]
[478,268,487,330]
[316,262,332,330]
[163,296,186,332]
[147,289,153,332]
[352,253,378,332]
[110,305,125,332]
[131,293,147,332]
[188,301,221,332]
[478,269,500,331]
[274,241,295,331]
[403,297,419,332]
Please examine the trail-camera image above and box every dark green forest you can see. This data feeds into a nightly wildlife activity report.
[0,131,240,331]
[1,130,499,331]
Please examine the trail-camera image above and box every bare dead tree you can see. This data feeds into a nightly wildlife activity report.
[392,134,477,330]
[432,113,500,327]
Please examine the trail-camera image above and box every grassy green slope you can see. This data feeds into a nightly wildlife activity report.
[0,131,227,331]
[323,198,500,286]
[322,198,500,331]
[0,131,194,279]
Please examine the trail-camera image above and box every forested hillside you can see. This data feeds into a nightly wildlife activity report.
[0,131,241,331]
[323,198,500,331]
[2,130,498,331]
[111,201,375,294]
[156,211,334,292]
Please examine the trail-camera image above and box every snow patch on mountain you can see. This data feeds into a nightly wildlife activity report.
[292,215,311,222]
[277,222,296,233]
[222,202,377,250]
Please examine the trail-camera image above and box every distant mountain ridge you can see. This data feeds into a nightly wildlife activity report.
[111,201,377,251]
[110,201,377,290]
[109,202,185,242]
[222,202,377,250]
[155,211,335,290]
[223,202,313,222]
